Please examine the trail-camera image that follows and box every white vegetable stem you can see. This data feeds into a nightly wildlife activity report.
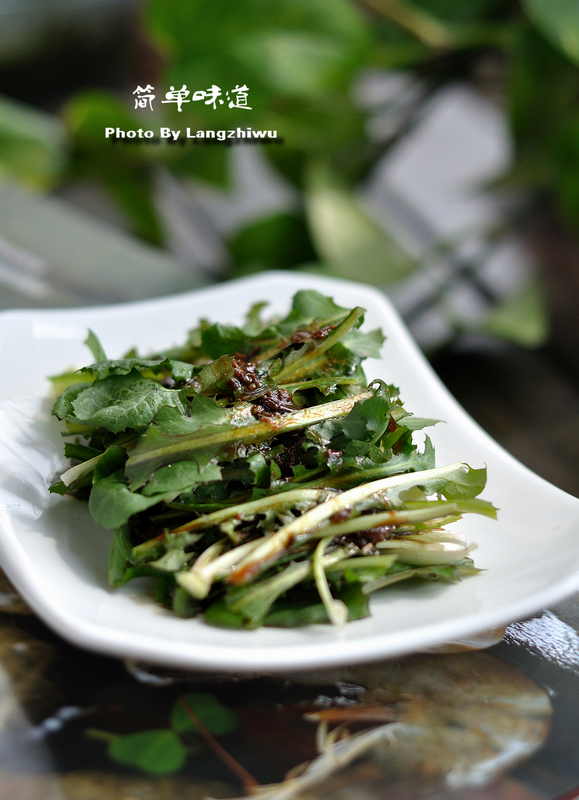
[313,537,349,626]
[310,502,477,538]
[228,462,468,582]
[176,538,259,599]
[376,534,473,565]
[60,453,103,487]
[170,488,334,535]
[133,488,336,562]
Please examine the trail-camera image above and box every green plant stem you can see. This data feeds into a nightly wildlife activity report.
[275,306,365,383]
[363,0,454,49]
[226,462,468,584]
[133,488,331,560]
[312,537,348,625]
[126,391,373,482]
[177,691,260,790]
[171,488,331,535]
[310,499,494,538]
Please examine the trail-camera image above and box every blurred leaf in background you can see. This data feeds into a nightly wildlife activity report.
[0,94,66,189]
[229,212,316,275]
[304,159,414,285]
[483,276,549,347]
[65,91,163,244]
[522,0,579,66]
[2,0,579,351]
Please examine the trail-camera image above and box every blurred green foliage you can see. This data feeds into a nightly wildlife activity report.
[96,691,239,776]
[65,91,163,242]
[522,0,579,66]
[0,95,66,189]
[229,212,317,273]
[1,0,579,346]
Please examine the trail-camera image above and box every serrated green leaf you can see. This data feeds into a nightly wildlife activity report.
[63,442,101,462]
[197,355,243,393]
[395,413,442,431]
[70,371,188,433]
[437,465,487,501]
[155,400,230,433]
[125,425,222,491]
[89,469,175,529]
[277,288,350,334]
[93,445,127,483]
[52,382,92,421]
[340,327,385,359]
[79,357,194,382]
[140,458,222,496]
[199,323,272,361]
[315,390,391,453]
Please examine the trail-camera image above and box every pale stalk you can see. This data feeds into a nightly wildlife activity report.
[177,538,266,600]
[273,306,365,383]
[133,487,335,562]
[312,537,348,626]
[227,463,467,583]
[127,391,373,480]
[307,500,491,539]
[175,539,226,598]
[171,488,333,535]
[375,537,473,565]
[326,554,398,573]
[229,547,352,621]
[60,453,103,486]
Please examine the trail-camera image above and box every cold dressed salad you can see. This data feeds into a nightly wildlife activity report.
[49,290,495,628]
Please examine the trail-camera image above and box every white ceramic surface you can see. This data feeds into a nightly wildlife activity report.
[1,272,579,672]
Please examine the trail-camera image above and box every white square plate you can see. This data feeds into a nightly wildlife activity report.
[1,272,579,671]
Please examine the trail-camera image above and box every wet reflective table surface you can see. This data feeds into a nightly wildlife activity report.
[0,336,578,800]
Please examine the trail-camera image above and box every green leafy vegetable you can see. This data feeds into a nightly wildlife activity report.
[84,330,107,363]
[108,524,135,588]
[70,371,188,433]
[89,470,177,530]
[50,290,494,629]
